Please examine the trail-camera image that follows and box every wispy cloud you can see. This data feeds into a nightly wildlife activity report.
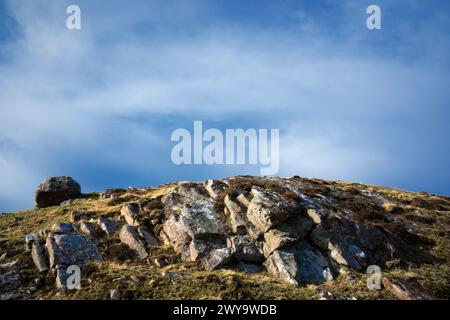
[1,0,449,211]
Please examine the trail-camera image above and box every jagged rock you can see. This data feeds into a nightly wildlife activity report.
[79,221,101,237]
[119,225,148,260]
[247,186,297,232]
[25,233,41,251]
[180,200,227,239]
[98,218,121,236]
[137,227,159,247]
[162,214,192,261]
[224,195,247,235]
[263,215,314,257]
[35,176,81,208]
[263,229,297,258]
[329,243,366,270]
[205,179,228,199]
[297,194,330,224]
[71,210,94,222]
[310,224,367,270]
[161,184,209,217]
[0,271,20,289]
[110,289,121,300]
[46,234,101,268]
[120,204,141,226]
[31,242,48,272]
[264,241,333,285]
[237,193,251,207]
[51,222,76,234]
[227,235,263,262]
[202,247,233,271]
[189,239,225,262]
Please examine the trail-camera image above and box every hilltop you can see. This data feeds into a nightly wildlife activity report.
[0,176,449,300]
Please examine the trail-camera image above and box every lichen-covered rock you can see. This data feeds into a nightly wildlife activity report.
[247,186,297,232]
[205,179,228,199]
[35,176,81,208]
[180,200,227,239]
[46,234,101,268]
[31,242,48,272]
[120,204,141,226]
[202,247,233,271]
[162,214,192,261]
[51,222,76,234]
[224,195,247,235]
[265,241,333,285]
[137,227,159,247]
[98,218,121,236]
[119,226,148,260]
[263,215,314,257]
[79,221,101,237]
[189,238,225,262]
[227,235,263,262]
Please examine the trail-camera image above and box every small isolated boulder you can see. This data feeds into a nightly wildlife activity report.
[35,176,81,208]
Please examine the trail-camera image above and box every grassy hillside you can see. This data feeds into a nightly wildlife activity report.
[0,178,449,300]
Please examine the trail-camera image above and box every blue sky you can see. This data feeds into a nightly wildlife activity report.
[0,0,449,212]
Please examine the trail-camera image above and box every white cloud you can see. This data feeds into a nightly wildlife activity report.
[0,0,449,211]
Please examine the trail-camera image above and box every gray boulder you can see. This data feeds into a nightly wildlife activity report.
[264,241,333,285]
[98,218,121,236]
[46,234,102,268]
[180,200,227,240]
[202,247,233,271]
[35,176,81,208]
[119,225,148,260]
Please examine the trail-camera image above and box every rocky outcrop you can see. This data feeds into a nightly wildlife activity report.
[35,176,81,208]
[13,175,446,297]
